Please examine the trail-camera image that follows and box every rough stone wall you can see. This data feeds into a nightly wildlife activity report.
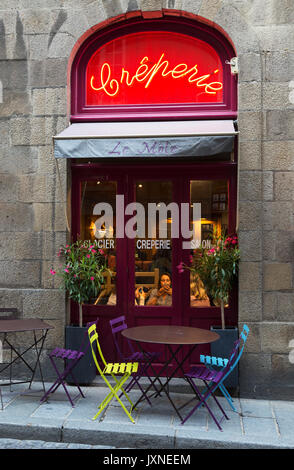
[0,0,293,393]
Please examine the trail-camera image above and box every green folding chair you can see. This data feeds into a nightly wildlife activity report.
[88,323,139,424]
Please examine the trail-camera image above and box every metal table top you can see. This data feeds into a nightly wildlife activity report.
[122,325,219,345]
[0,318,54,333]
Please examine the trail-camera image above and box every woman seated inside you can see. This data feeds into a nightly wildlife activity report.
[146,273,172,306]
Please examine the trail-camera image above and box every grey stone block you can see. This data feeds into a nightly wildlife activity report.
[263,201,294,231]
[239,291,262,321]
[263,263,292,291]
[239,53,262,82]
[239,230,262,262]
[265,51,294,82]
[266,110,294,140]
[45,58,68,87]
[239,171,262,201]
[0,260,41,288]
[22,289,65,319]
[0,202,33,232]
[238,111,262,141]
[238,82,262,110]
[262,141,294,171]
[239,262,262,292]
[0,60,28,90]
[214,5,260,53]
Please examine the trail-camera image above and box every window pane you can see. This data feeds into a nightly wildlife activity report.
[190,180,228,308]
[134,181,172,306]
[80,180,117,305]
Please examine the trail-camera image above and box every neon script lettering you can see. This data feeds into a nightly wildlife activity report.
[90,53,223,98]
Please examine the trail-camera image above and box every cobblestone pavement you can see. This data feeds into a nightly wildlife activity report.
[0,438,118,449]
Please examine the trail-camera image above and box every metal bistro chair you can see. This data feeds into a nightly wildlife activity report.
[109,315,161,405]
[88,323,140,424]
[199,324,250,412]
[40,319,98,407]
[182,330,248,431]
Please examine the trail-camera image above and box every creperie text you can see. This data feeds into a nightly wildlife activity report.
[90,53,223,98]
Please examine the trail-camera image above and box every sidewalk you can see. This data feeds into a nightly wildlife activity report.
[0,378,294,449]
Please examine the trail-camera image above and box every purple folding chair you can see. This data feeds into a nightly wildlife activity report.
[109,315,161,404]
[182,337,242,431]
[40,319,98,407]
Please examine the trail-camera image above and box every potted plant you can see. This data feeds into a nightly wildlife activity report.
[50,239,110,384]
[178,233,240,387]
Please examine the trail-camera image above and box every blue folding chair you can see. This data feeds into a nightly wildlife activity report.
[199,324,250,412]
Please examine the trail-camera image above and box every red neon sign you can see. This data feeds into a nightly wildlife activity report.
[86,31,223,106]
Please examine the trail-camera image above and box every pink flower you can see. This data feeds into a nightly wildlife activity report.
[74,274,77,278]
[176,262,184,274]
[50,269,56,275]
[64,268,69,273]
[91,249,96,254]
[98,249,105,255]
[86,254,91,258]
[90,276,94,281]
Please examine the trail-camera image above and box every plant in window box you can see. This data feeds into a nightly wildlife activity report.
[51,239,109,327]
[177,233,240,387]
[50,240,110,384]
[178,233,239,329]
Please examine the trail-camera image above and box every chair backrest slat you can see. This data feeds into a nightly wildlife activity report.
[109,315,136,360]
[88,322,109,375]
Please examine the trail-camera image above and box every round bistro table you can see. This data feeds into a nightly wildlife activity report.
[122,325,219,421]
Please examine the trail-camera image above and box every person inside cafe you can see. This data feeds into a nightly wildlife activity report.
[150,249,172,278]
[146,272,172,306]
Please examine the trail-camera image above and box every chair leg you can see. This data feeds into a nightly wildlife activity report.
[67,370,86,399]
[93,373,136,424]
[202,380,236,412]
[110,372,137,410]
[219,383,236,412]
[40,357,85,407]
[121,366,153,406]
[203,380,230,421]
[181,378,225,431]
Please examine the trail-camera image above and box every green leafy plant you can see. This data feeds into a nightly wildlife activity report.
[50,240,110,327]
[178,233,240,329]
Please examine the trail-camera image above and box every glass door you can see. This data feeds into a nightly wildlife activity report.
[71,168,128,361]
[71,162,237,368]
[124,173,183,374]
